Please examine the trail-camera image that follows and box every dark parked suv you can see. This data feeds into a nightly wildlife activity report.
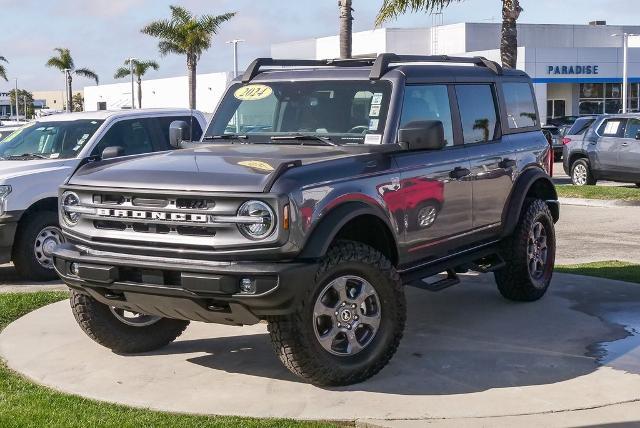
[52,55,559,386]
[563,114,640,186]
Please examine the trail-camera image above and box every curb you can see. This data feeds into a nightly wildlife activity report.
[558,197,640,208]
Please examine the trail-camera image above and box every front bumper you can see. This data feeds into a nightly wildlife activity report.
[52,243,318,326]
[0,221,18,264]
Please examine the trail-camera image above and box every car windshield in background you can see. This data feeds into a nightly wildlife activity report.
[205,80,392,145]
[0,120,104,160]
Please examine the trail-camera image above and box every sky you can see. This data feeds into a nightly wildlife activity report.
[0,0,637,92]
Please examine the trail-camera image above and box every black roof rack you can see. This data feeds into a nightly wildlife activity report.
[242,57,377,83]
[241,53,502,83]
[369,54,502,79]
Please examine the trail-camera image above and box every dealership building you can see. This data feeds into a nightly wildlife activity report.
[84,21,640,123]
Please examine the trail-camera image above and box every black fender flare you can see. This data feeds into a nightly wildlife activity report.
[501,167,559,238]
[298,201,397,260]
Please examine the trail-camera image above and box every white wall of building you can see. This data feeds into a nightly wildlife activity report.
[84,72,231,113]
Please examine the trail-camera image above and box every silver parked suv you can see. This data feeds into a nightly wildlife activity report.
[563,114,640,186]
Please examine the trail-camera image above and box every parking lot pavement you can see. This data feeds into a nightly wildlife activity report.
[0,263,66,293]
[2,273,639,422]
[555,204,640,264]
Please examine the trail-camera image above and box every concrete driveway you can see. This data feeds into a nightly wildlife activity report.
[1,272,639,426]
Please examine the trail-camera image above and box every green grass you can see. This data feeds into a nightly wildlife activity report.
[0,291,340,428]
[556,184,640,201]
[556,260,640,284]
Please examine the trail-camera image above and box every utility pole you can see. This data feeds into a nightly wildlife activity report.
[226,40,244,77]
[23,95,27,119]
[623,33,629,114]
[128,57,136,109]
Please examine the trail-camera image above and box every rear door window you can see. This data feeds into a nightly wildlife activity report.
[503,83,538,128]
[624,118,640,139]
[597,119,625,137]
[92,119,155,157]
[455,84,499,144]
[400,85,454,147]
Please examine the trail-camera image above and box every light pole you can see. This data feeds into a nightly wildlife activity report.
[613,33,639,113]
[14,78,18,120]
[226,39,244,77]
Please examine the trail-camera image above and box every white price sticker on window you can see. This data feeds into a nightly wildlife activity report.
[604,120,621,135]
[364,134,382,145]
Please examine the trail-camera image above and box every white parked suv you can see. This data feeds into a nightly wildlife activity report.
[0,109,207,280]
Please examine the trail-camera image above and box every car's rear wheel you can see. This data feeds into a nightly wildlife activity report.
[70,291,189,354]
[267,240,405,386]
[570,158,596,186]
[495,199,556,302]
[13,211,64,281]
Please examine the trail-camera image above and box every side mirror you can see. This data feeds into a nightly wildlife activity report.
[101,146,124,160]
[635,131,640,140]
[169,120,191,149]
[398,120,446,151]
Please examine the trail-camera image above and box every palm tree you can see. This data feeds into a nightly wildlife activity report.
[473,118,490,142]
[339,0,354,59]
[45,48,99,111]
[0,56,7,82]
[375,0,523,69]
[114,59,160,109]
[141,5,236,109]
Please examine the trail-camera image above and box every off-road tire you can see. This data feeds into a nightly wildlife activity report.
[495,199,556,302]
[570,158,596,186]
[12,211,61,281]
[267,240,406,386]
[70,291,189,354]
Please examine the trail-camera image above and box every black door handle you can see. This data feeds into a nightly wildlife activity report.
[449,167,471,179]
[499,158,517,169]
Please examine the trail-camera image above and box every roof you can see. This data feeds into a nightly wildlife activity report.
[34,108,201,123]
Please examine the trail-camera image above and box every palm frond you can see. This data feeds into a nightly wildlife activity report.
[199,12,236,34]
[45,57,67,71]
[52,47,74,69]
[0,64,7,82]
[169,5,193,23]
[158,40,185,56]
[0,56,7,63]
[375,0,458,26]
[141,19,175,38]
[75,67,99,85]
[113,66,131,79]
[137,60,160,75]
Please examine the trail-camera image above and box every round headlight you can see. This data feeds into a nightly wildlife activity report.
[237,200,275,239]
[61,191,81,226]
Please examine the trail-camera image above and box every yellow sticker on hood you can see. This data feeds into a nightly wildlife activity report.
[234,84,273,101]
[238,160,275,172]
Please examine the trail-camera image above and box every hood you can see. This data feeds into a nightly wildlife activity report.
[69,143,357,192]
[0,159,79,182]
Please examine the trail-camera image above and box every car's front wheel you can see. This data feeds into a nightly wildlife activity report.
[70,291,190,354]
[267,240,406,386]
[12,211,64,281]
[495,199,556,302]
[570,158,596,186]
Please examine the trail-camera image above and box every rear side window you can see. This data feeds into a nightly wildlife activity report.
[400,85,454,147]
[597,119,624,137]
[567,118,595,136]
[624,118,640,139]
[455,84,498,144]
[503,83,538,128]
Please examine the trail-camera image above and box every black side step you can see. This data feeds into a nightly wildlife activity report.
[407,269,460,292]
[465,253,506,273]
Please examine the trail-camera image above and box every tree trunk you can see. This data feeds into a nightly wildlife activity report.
[339,0,353,59]
[187,55,197,110]
[500,0,522,69]
[137,75,143,109]
[67,73,73,112]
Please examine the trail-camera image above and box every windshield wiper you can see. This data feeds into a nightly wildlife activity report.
[270,135,337,146]
[6,153,48,160]
[202,134,248,141]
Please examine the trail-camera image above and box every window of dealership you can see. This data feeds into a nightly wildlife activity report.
[577,82,639,115]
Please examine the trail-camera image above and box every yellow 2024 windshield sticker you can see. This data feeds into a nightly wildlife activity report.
[238,160,275,172]
[234,84,273,101]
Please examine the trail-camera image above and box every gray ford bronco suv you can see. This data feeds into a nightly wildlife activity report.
[53,55,559,386]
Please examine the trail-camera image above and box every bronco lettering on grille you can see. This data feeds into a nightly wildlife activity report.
[96,208,208,223]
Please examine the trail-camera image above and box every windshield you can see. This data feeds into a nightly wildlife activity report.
[0,120,104,160]
[205,80,392,145]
